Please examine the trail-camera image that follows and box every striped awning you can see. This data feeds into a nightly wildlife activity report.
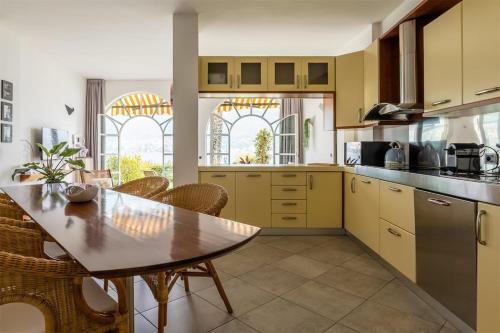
[216,98,280,112]
[110,93,172,116]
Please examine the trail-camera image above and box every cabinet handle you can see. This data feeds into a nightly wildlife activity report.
[246,174,261,178]
[388,187,402,192]
[296,75,300,89]
[304,74,308,88]
[309,175,313,190]
[281,202,297,206]
[476,210,487,246]
[211,174,226,178]
[431,99,451,106]
[350,177,355,193]
[387,228,402,237]
[475,87,500,96]
[229,74,233,89]
[282,216,297,220]
[282,173,297,178]
[358,108,364,123]
[360,179,371,184]
[282,188,297,192]
[237,74,241,88]
[427,198,450,206]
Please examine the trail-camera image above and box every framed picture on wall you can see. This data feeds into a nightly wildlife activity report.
[1,102,13,122]
[1,123,12,143]
[1,80,13,101]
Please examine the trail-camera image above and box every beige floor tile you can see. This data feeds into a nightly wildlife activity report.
[324,323,360,333]
[341,254,394,281]
[253,235,284,244]
[196,278,276,316]
[282,280,364,321]
[209,319,258,333]
[175,269,233,293]
[285,235,334,246]
[370,280,445,326]
[239,298,334,333]
[301,245,358,265]
[340,301,442,333]
[234,240,260,252]
[439,322,461,333]
[274,254,332,279]
[134,313,157,333]
[266,237,317,253]
[237,243,293,264]
[320,236,366,255]
[142,294,232,333]
[239,265,308,295]
[214,253,267,276]
[315,266,388,298]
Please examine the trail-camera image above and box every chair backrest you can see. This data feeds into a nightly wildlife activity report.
[80,169,113,188]
[0,223,43,257]
[151,183,228,216]
[113,176,169,199]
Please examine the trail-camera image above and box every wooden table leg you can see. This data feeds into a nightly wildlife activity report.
[125,276,135,333]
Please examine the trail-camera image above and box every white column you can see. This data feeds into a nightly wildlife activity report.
[172,13,198,185]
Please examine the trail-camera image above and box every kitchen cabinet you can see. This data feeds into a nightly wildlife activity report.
[477,202,500,333]
[463,0,500,104]
[199,171,236,219]
[344,172,356,231]
[379,181,415,234]
[424,3,463,112]
[199,57,235,91]
[306,172,342,228]
[235,172,271,228]
[364,40,380,115]
[234,57,268,91]
[301,57,335,91]
[268,57,302,91]
[336,51,364,128]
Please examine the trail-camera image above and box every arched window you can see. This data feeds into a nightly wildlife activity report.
[99,92,173,184]
[206,98,297,165]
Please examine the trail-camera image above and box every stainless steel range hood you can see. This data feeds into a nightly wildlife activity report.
[363,20,423,121]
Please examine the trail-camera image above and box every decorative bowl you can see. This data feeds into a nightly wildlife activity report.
[64,184,98,203]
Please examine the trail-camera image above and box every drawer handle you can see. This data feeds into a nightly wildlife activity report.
[282,174,297,178]
[427,198,450,206]
[282,188,297,192]
[476,210,487,246]
[211,174,227,178]
[388,187,401,193]
[282,216,297,221]
[475,87,500,96]
[360,179,371,184]
[387,228,401,237]
[246,174,262,178]
[309,174,313,190]
[281,202,297,206]
[431,99,451,106]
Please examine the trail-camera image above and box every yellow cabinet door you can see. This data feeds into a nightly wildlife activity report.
[199,57,235,91]
[424,3,463,112]
[199,172,236,219]
[336,51,365,128]
[234,57,268,92]
[463,0,500,104]
[344,173,356,232]
[306,172,342,228]
[364,40,380,115]
[301,57,335,91]
[235,172,271,227]
[268,57,302,91]
[477,202,500,333]
[355,175,380,252]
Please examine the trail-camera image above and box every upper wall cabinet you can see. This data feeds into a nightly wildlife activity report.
[234,57,268,91]
[336,51,364,128]
[301,57,335,91]
[199,57,235,91]
[462,0,500,104]
[363,40,380,115]
[268,57,303,91]
[424,3,463,112]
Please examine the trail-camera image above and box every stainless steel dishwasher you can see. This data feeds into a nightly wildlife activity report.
[414,189,477,329]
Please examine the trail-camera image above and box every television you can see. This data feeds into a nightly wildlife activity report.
[41,127,70,159]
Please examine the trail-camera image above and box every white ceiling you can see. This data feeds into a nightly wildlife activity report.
[0,0,404,80]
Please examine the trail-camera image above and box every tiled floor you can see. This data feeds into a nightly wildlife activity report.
[108,235,461,333]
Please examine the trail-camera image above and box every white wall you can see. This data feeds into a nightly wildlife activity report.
[105,80,171,106]
[303,99,334,164]
[0,26,85,185]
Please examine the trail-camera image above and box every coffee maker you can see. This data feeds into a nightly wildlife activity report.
[444,143,481,174]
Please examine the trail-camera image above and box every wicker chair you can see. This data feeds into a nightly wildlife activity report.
[0,224,129,333]
[80,169,114,188]
[113,176,169,199]
[143,184,230,332]
[0,202,27,220]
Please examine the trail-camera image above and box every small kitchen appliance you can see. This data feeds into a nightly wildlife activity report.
[344,141,390,166]
[384,141,407,170]
[444,143,481,174]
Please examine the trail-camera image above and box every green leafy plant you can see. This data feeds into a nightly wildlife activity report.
[254,128,272,164]
[303,118,313,148]
[12,142,87,184]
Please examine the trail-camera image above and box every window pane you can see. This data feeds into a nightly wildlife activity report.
[275,115,296,134]
[208,63,228,84]
[308,63,329,85]
[241,63,261,85]
[102,136,118,154]
[231,117,272,164]
[102,116,118,135]
[275,63,295,85]
[164,135,173,154]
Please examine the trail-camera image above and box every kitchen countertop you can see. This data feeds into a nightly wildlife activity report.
[198,164,343,172]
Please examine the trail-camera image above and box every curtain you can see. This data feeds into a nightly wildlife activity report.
[85,79,105,169]
[280,98,304,164]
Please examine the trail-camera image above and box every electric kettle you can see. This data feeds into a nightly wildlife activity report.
[384,141,406,169]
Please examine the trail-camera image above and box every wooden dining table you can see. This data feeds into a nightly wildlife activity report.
[1,184,261,332]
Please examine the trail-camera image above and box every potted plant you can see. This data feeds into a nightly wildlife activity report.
[12,142,88,184]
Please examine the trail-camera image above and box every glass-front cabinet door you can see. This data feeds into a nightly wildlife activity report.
[302,57,335,91]
[199,57,235,91]
[235,57,268,91]
[268,57,302,91]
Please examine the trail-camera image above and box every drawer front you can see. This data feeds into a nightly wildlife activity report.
[235,172,271,228]
[379,181,415,234]
[272,172,306,185]
[272,214,307,228]
[272,186,306,199]
[199,172,235,219]
[272,200,306,214]
[379,219,416,282]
